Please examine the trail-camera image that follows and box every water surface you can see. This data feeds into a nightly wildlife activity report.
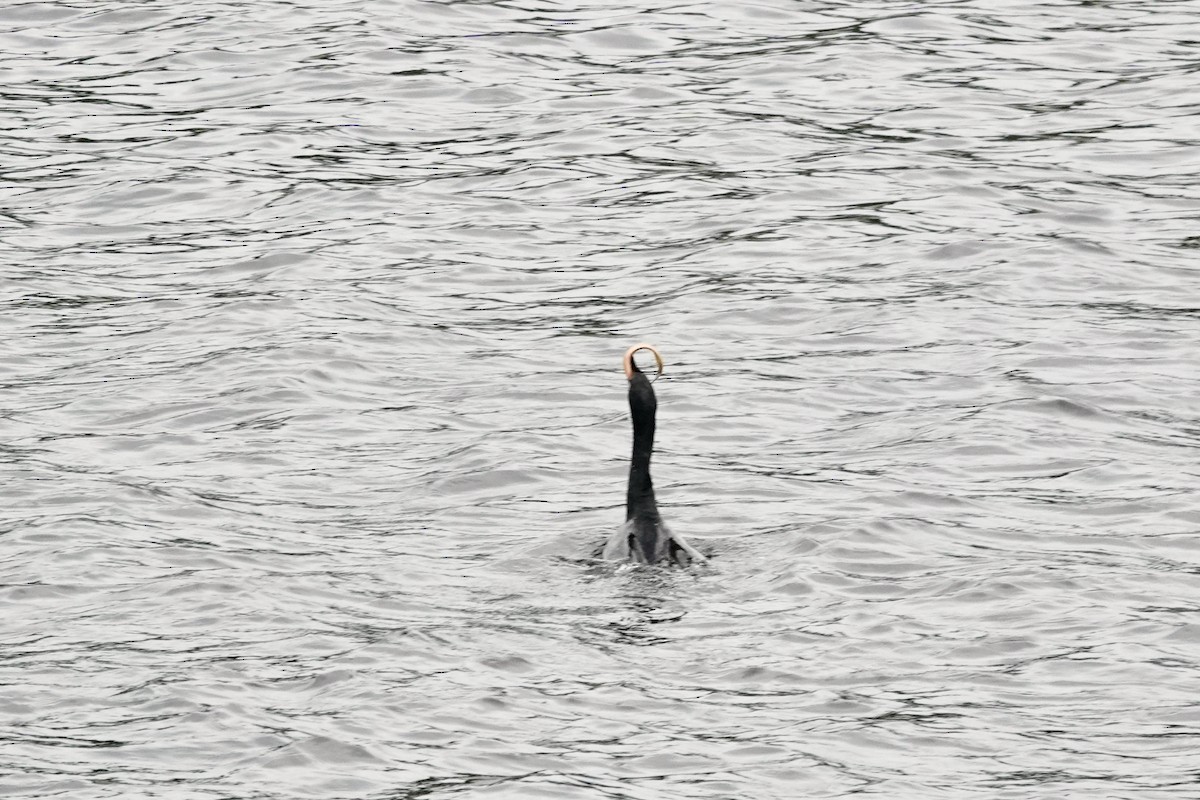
[2,1,1199,798]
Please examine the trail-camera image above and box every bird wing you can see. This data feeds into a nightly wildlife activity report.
[662,521,707,566]
[602,520,634,561]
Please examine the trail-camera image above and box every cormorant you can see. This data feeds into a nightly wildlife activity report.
[603,344,705,566]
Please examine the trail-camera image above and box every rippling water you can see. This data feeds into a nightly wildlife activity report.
[3,0,1199,797]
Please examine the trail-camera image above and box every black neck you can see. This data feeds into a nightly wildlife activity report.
[625,374,658,521]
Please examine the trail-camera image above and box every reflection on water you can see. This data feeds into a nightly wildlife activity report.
[3,0,1198,797]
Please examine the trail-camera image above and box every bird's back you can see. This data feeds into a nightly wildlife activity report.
[603,517,705,566]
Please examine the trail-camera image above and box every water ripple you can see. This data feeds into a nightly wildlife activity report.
[3,0,1199,798]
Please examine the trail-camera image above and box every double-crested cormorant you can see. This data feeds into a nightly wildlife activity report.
[603,344,705,566]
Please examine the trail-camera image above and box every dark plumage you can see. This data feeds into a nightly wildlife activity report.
[603,344,705,566]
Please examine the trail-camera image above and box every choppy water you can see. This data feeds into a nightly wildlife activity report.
[3,0,1199,797]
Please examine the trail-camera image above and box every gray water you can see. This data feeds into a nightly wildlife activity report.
[3,0,1199,797]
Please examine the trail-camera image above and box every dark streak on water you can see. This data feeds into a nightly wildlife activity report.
[2,1,1199,798]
